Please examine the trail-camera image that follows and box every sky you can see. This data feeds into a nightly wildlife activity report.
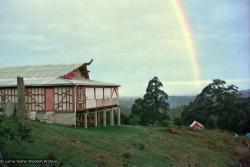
[0,0,249,96]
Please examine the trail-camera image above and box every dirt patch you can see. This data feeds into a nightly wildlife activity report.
[235,138,250,148]
[121,152,133,159]
[163,152,175,160]
[132,142,145,150]
[233,138,250,167]
[174,152,200,167]
[238,157,250,167]
[162,128,178,135]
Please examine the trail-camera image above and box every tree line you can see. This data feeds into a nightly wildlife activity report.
[126,77,250,134]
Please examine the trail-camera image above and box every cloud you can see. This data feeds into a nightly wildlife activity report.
[0,34,46,42]
[165,78,250,86]
[162,78,250,96]
[0,0,249,96]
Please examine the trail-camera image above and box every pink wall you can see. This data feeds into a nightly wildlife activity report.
[45,88,55,111]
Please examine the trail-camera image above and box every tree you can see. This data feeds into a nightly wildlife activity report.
[181,79,250,133]
[130,77,170,126]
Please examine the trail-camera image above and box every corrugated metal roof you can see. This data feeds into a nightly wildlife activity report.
[0,64,120,87]
[0,64,82,79]
[71,79,120,87]
[0,78,120,87]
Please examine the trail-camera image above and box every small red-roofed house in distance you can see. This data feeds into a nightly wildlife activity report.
[189,120,205,130]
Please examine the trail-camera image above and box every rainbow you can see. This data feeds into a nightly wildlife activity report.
[170,0,202,84]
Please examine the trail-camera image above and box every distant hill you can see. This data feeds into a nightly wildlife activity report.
[119,97,137,109]
[120,89,250,110]
[119,97,137,115]
[168,96,195,107]
[119,96,195,113]
[240,89,250,97]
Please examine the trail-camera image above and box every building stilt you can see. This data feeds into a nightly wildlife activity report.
[117,107,121,126]
[94,111,98,127]
[84,112,88,128]
[97,111,101,124]
[110,108,114,126]
[103,110,106,127]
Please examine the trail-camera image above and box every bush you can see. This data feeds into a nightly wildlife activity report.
[121,113,129,125]
[160,119,170,127]
[0,117,32,158]
[206,115,219,129]
[173,117,184,126]
[128,115,140,125]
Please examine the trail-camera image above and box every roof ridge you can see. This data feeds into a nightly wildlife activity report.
[0,63,82,69]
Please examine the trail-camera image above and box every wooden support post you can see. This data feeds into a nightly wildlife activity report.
[84,112,88,128]
[81,114,83,124]
[17,77,26,118]
[74,86,77,128]
[103,110,106,127]
[117,107,121,126]
[110,108,114,126]
[98,111,101,124]
[94,111,98,127]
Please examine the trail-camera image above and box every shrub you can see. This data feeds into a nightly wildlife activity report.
[0,116,32,159]
[173,117,184,126]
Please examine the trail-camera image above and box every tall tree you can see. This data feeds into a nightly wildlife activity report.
[130,77,169,126]
[181,79,250,133]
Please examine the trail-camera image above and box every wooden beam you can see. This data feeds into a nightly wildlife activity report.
[17,77,26,118]
[74,86,77,128]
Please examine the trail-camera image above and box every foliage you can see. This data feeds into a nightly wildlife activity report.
[0,116,32,158]
[173,117,184,126]
[130,77,170,126]
[120,113,130,125]
[128,115,140,125]
[169,106,184,120]
[181,79,250,134]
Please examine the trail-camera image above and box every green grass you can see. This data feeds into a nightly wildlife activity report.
[5,121,237,167]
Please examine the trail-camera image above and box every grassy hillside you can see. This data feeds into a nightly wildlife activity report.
[4,120,247,167]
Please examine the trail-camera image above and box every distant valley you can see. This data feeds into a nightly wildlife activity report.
[120,95,195,111]
[240,89,250,97]
[120,89,250,112]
